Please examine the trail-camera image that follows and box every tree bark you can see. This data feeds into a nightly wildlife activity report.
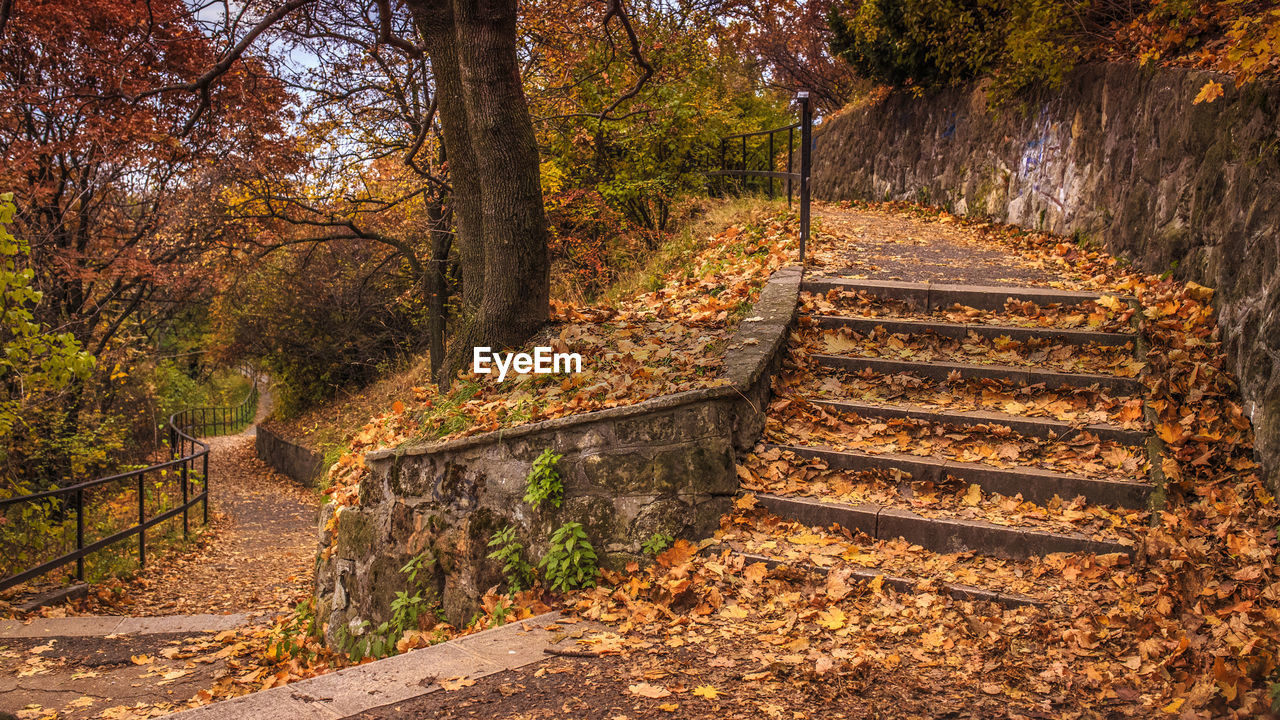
[405,0,484,316]
[425,198,453,378]
[448,0,550,362]
[406,0,550,385]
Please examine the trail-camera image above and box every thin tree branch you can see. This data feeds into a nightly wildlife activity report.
[596,0,653,121]
[131,0,318,134]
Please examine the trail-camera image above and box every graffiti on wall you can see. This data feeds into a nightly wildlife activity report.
[1013,105,1072,219]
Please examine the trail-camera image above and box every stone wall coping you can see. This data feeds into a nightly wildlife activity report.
[366,264,803,465]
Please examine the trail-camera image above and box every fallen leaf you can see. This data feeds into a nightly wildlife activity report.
[629,682,671,699]
[440,677,475,691]
[1193,80,1223,104]
[692,685,721,699]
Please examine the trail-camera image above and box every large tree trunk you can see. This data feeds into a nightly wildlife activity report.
[425,198,453,378]
[406,0,550,386]
[406,0,484,316]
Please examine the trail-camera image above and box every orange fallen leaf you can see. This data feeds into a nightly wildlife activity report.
[440,677,474,691]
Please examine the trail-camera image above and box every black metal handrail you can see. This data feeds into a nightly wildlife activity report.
[0,380,260,592]
[710,91,812,262]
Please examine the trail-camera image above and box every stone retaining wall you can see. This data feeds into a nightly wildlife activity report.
[812,63,1280,487]
[316,266,802,634]
[255,424,326,488]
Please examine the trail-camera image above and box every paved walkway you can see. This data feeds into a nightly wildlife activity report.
[168,613,568,720]
[77,383,318,617]
[810,202,1070,286]
[97,433,318,616]
[0,613,247,639]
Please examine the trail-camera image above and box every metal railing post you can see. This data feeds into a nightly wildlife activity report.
[75,488,84,582]
[202,452,209,524]
[719,138,726,196]
[767,131,775,199]
[798,91,812,264]
[787,127,794,206]
[137,472,146,569]
[741,135,747,193]
[181,460,189,538]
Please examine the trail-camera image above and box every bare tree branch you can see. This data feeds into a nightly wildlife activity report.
[131,0,318,134]
[596,0,653,121]
[375,0,424,56]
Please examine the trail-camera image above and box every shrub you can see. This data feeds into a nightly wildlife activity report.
[211,238,426,417]
[642,531,674,556]
[487,526,536,593]
[828,0,1078,97]
[545,190,622,297]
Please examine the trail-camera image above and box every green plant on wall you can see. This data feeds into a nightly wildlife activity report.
[487,525,535,593]
[642,531,674,556]
[523,447,564,511]
[334,551,438,661]
[540,521,598,593]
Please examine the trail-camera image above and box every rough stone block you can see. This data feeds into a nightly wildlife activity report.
[335,508,375,559]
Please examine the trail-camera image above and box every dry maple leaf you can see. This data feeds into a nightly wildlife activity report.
[742,562,770,584]
[1193,80,1224,104]
[439,676,475,691]
[692,685,722,699]
[817,607,847,630]
[628,682,672,699]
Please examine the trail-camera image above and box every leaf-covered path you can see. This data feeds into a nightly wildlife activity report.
[98,433,318,617]
[0,388,322,719]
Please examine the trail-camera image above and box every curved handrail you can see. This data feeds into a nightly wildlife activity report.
[710,90,812,262]
[0,380,260,593]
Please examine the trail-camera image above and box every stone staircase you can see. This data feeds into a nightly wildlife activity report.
[727,277,1153,607]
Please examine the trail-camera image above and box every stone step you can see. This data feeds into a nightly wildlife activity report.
[805,314,1135,348]
[166,612,567,719]
[810,398,1146,446]
[727,548,1043,608]
[812,353,1145,396]
[802,278,1124,312]
[767,443,1151,509]
[0,612,251,639]
[753,492,1133,560]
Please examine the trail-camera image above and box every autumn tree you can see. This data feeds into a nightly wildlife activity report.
[721,0,861,111]
[527,0,791,237]
[121,0,666,384]
[0,0,289,359]
[224,0,456,378]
